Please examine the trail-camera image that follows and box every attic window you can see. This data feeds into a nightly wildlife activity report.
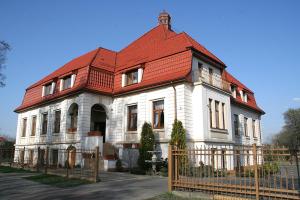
[63,76,72,90]
[43,82,55,96]
[230,85,236,98]
[44,83,52,96]
[125,69,138,86]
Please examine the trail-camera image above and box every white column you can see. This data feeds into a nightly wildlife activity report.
[138,68,143,83]
[42,86,45,97]
[51,82,56,94]
[71,74,76,87]
[59,79,64,91]
[121,74,126,87]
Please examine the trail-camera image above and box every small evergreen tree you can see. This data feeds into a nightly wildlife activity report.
[138,122,155,170]
[170,119,186,149]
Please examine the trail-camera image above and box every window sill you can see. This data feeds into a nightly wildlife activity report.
[30,135,35,138]
[210,128,228,134]
[52,133,60,136]
[126,131,138,134]
[40,134,47,137]
[124,82,138,87]
[153,129,165,132]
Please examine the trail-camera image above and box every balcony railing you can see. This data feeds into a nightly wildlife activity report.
[195,70,231,92]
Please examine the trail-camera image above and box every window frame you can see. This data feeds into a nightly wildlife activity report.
[41,113,48,135]
[127,105,138,131]
[244,117,248,137]
[53,110,61,134]
[233,114,239,136]
[215,101,220,129]
[62,75,72,90]
[125,69,139,86]
[252,119,257,138]
[209,99,213,128]
[152,100,164,130]
[21,118,27,137]
[44,83,52,96]
[31,116,37,136]
[222,103,225,129]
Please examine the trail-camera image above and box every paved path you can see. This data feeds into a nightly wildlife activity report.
[0,172,168,200]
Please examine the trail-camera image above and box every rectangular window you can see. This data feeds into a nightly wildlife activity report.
[153,100,164,129]
[28,149,34,164]
[198,62,203,77]
[41,113,48,135]
[252,119,256,138]
[209,68,213,84]
[209,99,213,128]
[44,83,52,96]
[63,75,72,90]
[54,110,61,133]
[234,114,239,136]
[222,103,225,129]
[22,118,27,137]
[236,150,241,169]
[246,150,250,165]
[244,117,248,137]
[52,149,58,166]
[215,101,220,128]
[221,150,226,169]
[127,105,137,131]
[31,116,36,136]
[126,69,138,86]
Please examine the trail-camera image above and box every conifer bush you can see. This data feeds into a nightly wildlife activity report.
[138,122,155,170]
[170,119,186,149]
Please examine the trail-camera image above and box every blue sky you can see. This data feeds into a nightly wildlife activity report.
[0,0,299,141]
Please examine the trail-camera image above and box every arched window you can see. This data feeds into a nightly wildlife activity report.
[68,103,78,133]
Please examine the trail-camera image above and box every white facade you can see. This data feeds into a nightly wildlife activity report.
[15,56,263,169]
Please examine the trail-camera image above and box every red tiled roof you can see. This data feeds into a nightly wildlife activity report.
[223,70,264,114]
[15,24,261,114]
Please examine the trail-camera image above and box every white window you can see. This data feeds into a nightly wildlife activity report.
[127,105,137,131]
[153,100,164,129]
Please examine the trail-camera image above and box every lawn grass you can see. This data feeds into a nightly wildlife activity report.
[0,165,33,173]
[24,174,92,188]
[147,193,205,200]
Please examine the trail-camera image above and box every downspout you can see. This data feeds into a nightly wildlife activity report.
[171,81,177,121]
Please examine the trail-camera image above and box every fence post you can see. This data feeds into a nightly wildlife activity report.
[66,148,69,178]
[294,149,300,189]
[253,144,260,200]
[168,145,173,192]
[45,146,49,174]
[94,146,100,182]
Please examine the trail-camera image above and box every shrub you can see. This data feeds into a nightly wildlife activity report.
[170,119,186,149]
[138,122,155,170]
[262,162,279,175]
[116,158,123,172]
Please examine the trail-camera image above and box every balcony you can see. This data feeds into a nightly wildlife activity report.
[195,70,231,93]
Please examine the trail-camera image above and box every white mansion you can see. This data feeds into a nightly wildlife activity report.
[14,12,264,169]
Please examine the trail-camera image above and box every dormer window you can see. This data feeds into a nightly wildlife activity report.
[231,85,237,98]
[126,69,138,85]
[244,92,248,103]
[240,90,248,102]
[198,62,203,77]
[42,82,55,97]
[44,83,52,96]
[63,75,72,90]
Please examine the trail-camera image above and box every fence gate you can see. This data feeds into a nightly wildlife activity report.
[168,144,300,200]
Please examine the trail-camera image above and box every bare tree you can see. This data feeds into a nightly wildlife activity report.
[0,41,10,87]
[273,108,300,148]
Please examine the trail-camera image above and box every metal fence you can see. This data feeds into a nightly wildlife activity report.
[0,146,101,182]
[168,144,300,200]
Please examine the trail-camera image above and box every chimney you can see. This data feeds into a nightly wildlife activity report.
[158,10,171,29]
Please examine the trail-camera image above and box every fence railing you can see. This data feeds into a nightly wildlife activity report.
[168,144,300,200]
[0,146,101,182]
